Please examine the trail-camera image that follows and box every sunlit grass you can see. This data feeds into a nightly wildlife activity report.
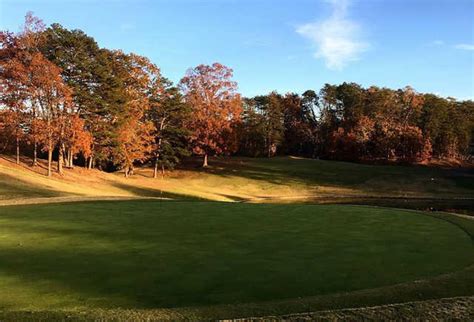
[1,156,472,203]
[0,200,472,313]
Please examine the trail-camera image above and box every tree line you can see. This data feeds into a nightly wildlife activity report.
[240,86,473,163]
[1,13,473,177]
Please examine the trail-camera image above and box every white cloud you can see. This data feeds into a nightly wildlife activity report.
[454,43,474,51]
[432,40,444,46]
[296,0,368,70]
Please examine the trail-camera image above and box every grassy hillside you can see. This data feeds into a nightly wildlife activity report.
[0,173,60,200]
[1,156,473,204]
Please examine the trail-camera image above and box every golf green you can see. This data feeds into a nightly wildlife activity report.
[0,201,472,311]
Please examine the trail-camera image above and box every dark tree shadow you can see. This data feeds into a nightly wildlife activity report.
[0,200,473,311]
[0,173,61,199]
[110,182,205,201]
[177,156,474,197]
[1,155,51,176]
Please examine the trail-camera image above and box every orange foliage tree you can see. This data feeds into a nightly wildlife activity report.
[110,52,163,177]
[0,32,29,164]
[64,114,93,168]
[1,13,93,176]
[29,52,74,176]
[0,13,47,164]
[180,63,242,167]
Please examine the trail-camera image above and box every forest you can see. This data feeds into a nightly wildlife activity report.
[1,13,473,177]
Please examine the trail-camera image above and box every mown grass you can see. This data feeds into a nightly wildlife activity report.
[0,200,472,319]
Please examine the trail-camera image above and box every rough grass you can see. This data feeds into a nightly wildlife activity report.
[1,156,473,203]
[0,173,60,200]
[126,157,474,201]
[0,201,472,319]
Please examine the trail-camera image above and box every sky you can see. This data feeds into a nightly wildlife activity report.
[0,0,473,99]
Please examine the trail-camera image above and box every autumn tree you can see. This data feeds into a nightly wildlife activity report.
[40,24,110,169]
[2,12,473,174]
[0,29,32,164]
[148,83,191,178]
[0,111,7,151]
[237,97,267,157]
[281,92,318,157]
[28,116,45,165]
[116,118,154,177]
[108,51,162,177]
[56,113,92,169]
[452,100,474,158]
[180,63,242,167]
[29,53,74,176]
[0,13,92,176]
[301,90,321,156]
[316,83,434,162]
[397,86,424,126]
[0,13,73,172]
[421,95,473,159]
[0,109,18,154]
[244,92,286,158]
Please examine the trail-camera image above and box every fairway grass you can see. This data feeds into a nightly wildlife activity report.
[0,201,472,319]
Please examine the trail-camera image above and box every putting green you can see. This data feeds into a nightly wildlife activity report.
[0,201,472,312]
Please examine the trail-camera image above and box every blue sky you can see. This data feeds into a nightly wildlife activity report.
[1,0,473,99]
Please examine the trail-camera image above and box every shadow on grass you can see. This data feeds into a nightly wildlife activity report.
[0,173,61,200]
[112,158,474,214]
[109,182,205,201]
[0,202,473,317]
[295,196,474,217]
[213,193,250,202]
[180,156,474,197]
[1,155,51,176]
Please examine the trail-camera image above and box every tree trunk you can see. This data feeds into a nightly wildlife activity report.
[61,144,67,167]
[154,135,163,179]
[33,141,37,166]
[124,166,129,178]
[16,136,20,165]
[161,164,165,179]
[47,140,52,177]
[203,153,208,167]
[47,112,53,176]
[153,158,158,179]
[68,149,73,168]
[58,145,64,175]
[88,156,93,170]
